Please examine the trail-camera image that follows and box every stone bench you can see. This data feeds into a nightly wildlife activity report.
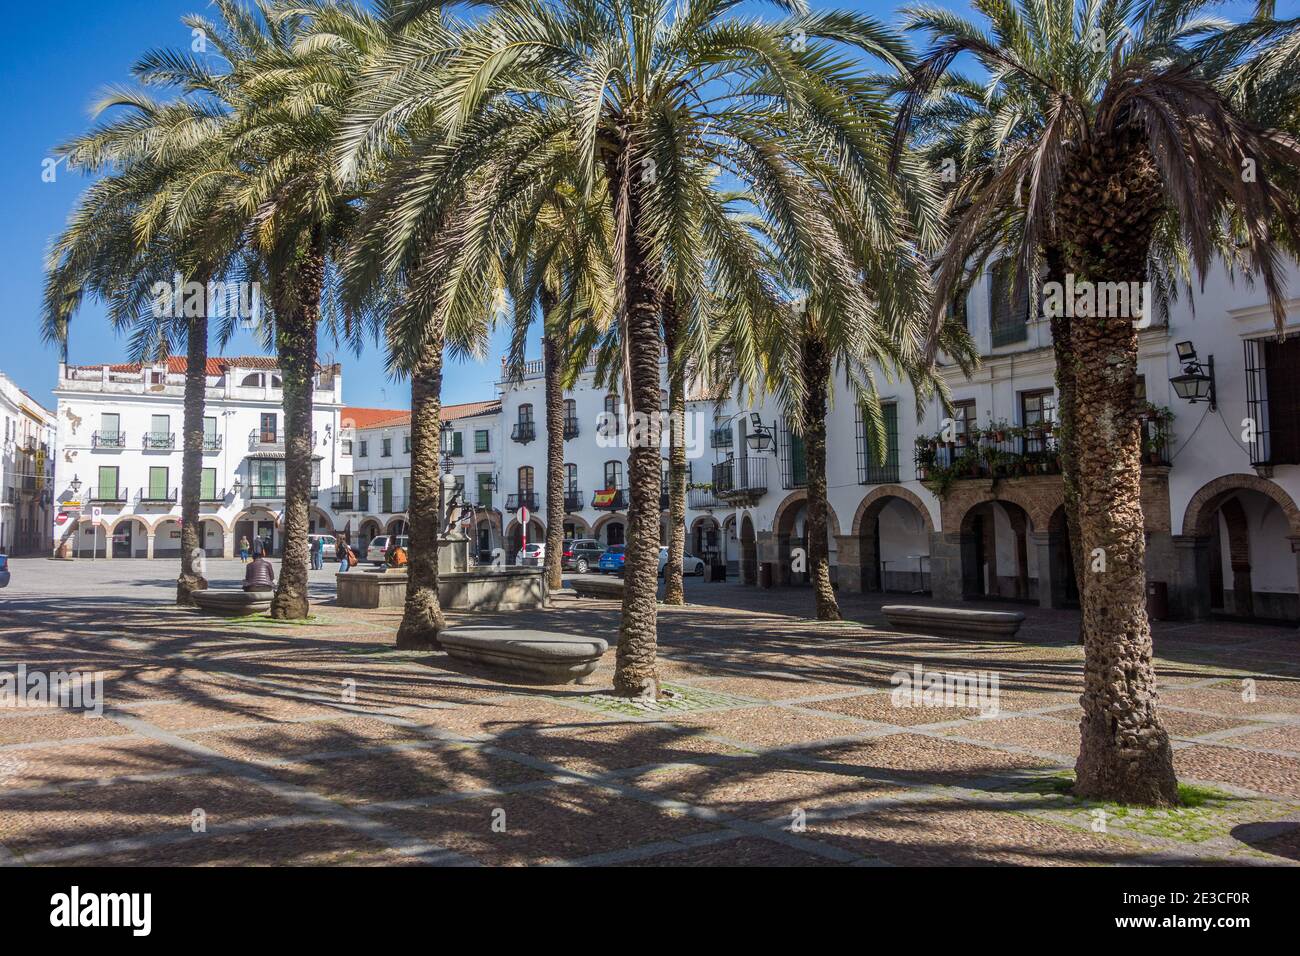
[570,576,624,600]
[192,589,273,615]
[439,627,608,685]
[881,605,1025,638]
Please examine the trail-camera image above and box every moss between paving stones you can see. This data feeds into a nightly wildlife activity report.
[1022,772,1295,844]
[226,612,328,628]
[555,682,754,716]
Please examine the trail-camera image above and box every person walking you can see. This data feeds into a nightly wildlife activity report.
[337,535,352,574]
[238,535,250,563]
[310,535,324,571]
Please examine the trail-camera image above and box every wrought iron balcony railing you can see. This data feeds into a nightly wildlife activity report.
[506,492,539,513]
[137,487,178,504]
[688,486,722,510]
[91,431,126,450]
[89,486,128,503]
[202,435,223,452]
[713,457,768,500]
[143,432,175,450]
[200,488,226,504]
[563,490,584,513]
[563,417,580,440]
[331,493,355,511]
[511,422,536,444]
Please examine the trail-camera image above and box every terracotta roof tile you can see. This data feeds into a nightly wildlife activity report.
[342,400,500,430]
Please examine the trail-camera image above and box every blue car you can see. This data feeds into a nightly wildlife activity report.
[0,553,9,589]
[597,545,626,575]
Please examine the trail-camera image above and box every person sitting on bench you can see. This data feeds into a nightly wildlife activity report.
[243,541,276,592]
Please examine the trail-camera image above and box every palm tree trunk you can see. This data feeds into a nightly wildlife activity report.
[542,307,565,593]
[396,322,446,649]
[1058,133,1178,805]
[663,292,687,606]
[270,232,324,621]
[802,335,840,621]
[1045,245,1087,620]
[176,269,211,605]
[608,141,661,699]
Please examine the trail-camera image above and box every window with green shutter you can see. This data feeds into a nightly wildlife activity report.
[476,472,493,509]
[475,429,490,453]
[148,466,169,500]
[451,431,463,456]
[200,467,217,500]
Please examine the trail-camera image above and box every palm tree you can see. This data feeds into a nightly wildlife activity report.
[198,0,398,620]
[897,0,1300,805]
[345,0,928,697]
[42,54,239,605]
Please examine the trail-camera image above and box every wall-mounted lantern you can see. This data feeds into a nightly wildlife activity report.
[1169,341,1216,410]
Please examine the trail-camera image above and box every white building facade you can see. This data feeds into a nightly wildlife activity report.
[51,357,351,559]
[1,371,56,556]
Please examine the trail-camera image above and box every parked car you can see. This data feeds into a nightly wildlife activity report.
[0,553,9,588]
[365,535,409,566]
[597,545,626,574]
[516,542,545,566]
[562,538,605,573]
[657,546,706,576]
[307,534,338,562]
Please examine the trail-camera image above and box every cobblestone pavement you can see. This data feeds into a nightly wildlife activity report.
[1,557,1298,866]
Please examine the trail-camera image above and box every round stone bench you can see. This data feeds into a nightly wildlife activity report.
[438,627,609,685]
[192,589,273,616]
[882,605,1025,638]
[570,576,624,600]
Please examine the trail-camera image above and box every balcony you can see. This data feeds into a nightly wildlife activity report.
[475,493,493,511]
[142,432,175,450]
[247,484,322,500]
[591,488,627,512]
[563,417,580,440]
[659,464,694,509]
[89,486,128,503]
[248,430,283,453]
[137,487,177,505]
[713,458,768,503]
[688,486,722,510]
[200,488,226,505]
[511,422,536,444]
[379,495,406,513]
[915,429,1061,490]
[92,431,126,450]
[203,435,223,452]
[564,490,584,513]
[506,492,539,513]
[331,493,355,511]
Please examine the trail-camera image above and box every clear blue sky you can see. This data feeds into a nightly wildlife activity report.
[0,0,1266,412]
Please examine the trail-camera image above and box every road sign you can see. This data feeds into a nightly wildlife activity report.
[91,506,103,525]
[518,505,530,524]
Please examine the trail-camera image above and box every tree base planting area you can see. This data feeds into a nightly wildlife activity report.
[1,560,1298,866]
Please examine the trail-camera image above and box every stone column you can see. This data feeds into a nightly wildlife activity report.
[1172,535,1210,621]
[1030,530,1070,609]
[834,534,862,592]
[223,531,236,559]
[756,530,776,588]
[928,531,963,603]
[146,533,156,560]
[101,523,112,559]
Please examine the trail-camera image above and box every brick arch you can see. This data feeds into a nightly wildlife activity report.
[591,513,627,537]
[562,514,593,536]
[107,514,153,534]
[772,489,842,536]
[196,514,231,534]
[851,485,935,537]
[1181,473,1300,537]
[945,488,1055,534]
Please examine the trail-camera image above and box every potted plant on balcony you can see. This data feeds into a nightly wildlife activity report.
[1140,403,1175,465]
[914,436,937,481]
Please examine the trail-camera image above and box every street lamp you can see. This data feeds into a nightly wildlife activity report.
[68,474,82,494]
[1169,341,1216,410]
[745,412,777,454]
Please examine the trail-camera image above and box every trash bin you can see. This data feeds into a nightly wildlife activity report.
[758,562,773,589]
[706,561,727,582]
[1146,580,1169,621]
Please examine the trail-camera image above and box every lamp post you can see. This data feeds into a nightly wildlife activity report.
[1169,341,1216,411]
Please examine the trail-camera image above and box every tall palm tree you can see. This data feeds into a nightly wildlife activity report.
[346,0,929,697]
[42,57,239,605]
[897,0,1300,805]
[195,0,398,620]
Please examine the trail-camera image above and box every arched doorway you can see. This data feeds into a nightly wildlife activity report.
[385,518,410,538]
[309,507,334,536]
[1045,506,1080,608]
[690,516,721,564]
[593,513,626,547]
[1182,474,1300,622]
[506,517,545,563]
[739,513,757,585]
[852,486,934,593]
[357,518,382,554]
[110,516,150,558]
[959,500,1034,602]
[198,518,226,558]
[721,514,737,571]
[562,515,592,541]
[235,508,279,557]
[153,518,182,559]
[772,490,841,587]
